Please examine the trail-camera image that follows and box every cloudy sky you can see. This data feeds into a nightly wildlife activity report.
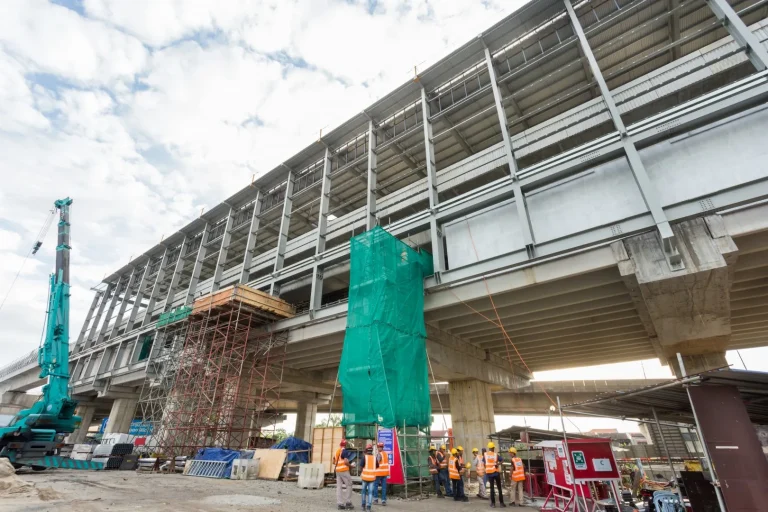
[1,0,766,388]
[0,0,532,366]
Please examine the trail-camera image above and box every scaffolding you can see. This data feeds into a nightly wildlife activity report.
[133,285,293,467]
[134,319,189,455]
[155,302,288,465]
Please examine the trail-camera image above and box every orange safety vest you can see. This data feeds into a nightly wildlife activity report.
[361,454,377,482]
[376,451,390,477]
[333,448,349,473]
[438,451,448,469]
[448,455,460,480]
[428,455,439,474]
[475,456,485,476]
[511,457,525,482]
[485,452,498,474]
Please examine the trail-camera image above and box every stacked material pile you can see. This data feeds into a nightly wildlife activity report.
[70,444,96,461]
[91,443,134,470]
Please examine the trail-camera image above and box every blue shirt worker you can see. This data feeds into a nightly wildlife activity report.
[360,444,379,512]
[373,442,390,506]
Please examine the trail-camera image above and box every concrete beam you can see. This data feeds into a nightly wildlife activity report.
[615,216,738,359]
[426,325,530,389]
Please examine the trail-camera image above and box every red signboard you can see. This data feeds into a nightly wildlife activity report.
[377,428,404,485]
[565,438,621,483]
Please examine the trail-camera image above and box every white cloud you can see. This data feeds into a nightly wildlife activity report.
[0,0,147,86]
[0,53,50,134]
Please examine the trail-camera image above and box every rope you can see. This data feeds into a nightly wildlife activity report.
[0,208,56,315]
[450,221,582,433]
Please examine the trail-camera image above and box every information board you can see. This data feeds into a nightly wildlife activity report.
[566,438,621,483]
[377,428,404,485]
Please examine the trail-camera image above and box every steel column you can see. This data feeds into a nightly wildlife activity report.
[185,223,211,305]
[141,246,170,327]
[109,266,140,339]
[239,191,263,284]
[483,46,536,258]
[563,0,681,269]
[126,262,151,332]
[420,86,447,274]
[159,236,189,315]
[211,208,236,293]
[366,120,378,230]
[75,290,102,352]
[87,283,114,347]
[310,148,333,313]
[705,0,768,71]
[271,169,295,296]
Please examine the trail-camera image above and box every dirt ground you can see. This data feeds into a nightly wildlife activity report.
[2,469,540,512]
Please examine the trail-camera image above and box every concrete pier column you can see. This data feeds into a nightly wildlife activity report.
[68,405,96,444]
[105,397,138,434]
[669,352,728,379]
[614,216,738,367]
[294,401,317,442]
[448,380,495,452]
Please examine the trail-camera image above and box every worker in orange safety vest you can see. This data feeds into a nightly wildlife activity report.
[360,444,379,511]
[472,447,488,499]
[428,445,444,498]
[436,444,453,497]
[448,448,468,502]
[373,442,390,506]
[508,447,527,506]
[333,440,354,510]
[484,441,506,508]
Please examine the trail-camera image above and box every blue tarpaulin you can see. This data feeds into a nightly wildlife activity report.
[194,447,254,478]
[271,436,312,464]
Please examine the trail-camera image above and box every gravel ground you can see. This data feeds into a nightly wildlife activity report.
[3,469,540,512]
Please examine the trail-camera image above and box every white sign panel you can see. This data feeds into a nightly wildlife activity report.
[593,458,613,472]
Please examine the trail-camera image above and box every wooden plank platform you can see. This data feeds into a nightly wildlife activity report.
[191,284,295,319]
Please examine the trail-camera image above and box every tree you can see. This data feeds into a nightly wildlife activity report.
[316,414,342,427]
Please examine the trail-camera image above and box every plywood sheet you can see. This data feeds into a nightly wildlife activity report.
[192,284,295,318]
[252,449,287,480]
[312,427,344,473]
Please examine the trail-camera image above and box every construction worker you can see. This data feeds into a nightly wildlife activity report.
[428,445,444,498]
[360,444,379,512]
[333,440,354,510]
[436,444,453,497]
[373,442,389,506]
[448,448,469,502]
[484,441,506,508]
[508,447,526,507]
[456,446,469,495]
[472,447,488,499]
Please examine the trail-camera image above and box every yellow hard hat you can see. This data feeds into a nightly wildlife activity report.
[487,441,495,449]
[472,448,479,453]
[429,445,436,451]
[450,448,458,455]
[509,447,517,454]
[457,445,464,452]
[440,444,446,450]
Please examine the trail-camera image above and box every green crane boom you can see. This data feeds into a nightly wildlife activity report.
[0,198,103,470]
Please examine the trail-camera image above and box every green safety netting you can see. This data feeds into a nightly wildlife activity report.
[339,227,433,428]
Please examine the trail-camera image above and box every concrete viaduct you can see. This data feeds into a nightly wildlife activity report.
[2,0,768,451]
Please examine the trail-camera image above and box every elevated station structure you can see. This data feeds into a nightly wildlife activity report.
[2,0,768,447]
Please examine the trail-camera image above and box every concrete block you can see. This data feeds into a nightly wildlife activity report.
[297,463,324,489]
